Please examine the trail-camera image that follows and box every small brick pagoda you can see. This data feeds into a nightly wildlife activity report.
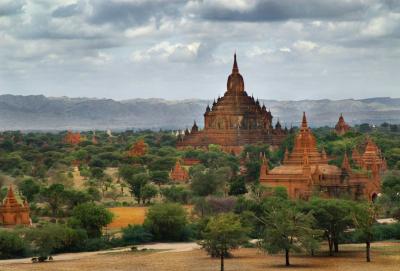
[176,54,288,155]
[0,185,31,227]
[335,114,351,135]
[128,139,148,157]
[64,130,81,145]
[169,161,189,182]
[260,112,384,201]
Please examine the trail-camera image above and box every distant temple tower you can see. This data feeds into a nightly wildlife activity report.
[0,186,31,227]
[176,54,288,154]
[335,114,351,135]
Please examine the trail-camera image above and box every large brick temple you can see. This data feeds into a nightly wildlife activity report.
[176,54,288,154]
[260,113,385,201]
[0,185,31,227]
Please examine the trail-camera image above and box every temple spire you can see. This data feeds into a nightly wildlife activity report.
[232,53,239,74]
[301,112,308,128]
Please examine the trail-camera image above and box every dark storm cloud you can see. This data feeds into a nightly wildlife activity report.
[195,0,370,22]
[0,0,25,17]
[87,0,185,28]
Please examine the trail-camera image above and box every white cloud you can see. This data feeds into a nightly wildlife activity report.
[293,40,319,52]
[131,41,201,63]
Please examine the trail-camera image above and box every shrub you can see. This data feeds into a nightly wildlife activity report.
[122,225,153,245]
[144,203,188,241]
[0,231,27,259]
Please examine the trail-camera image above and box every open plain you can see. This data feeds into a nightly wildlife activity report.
[1,242,399,271]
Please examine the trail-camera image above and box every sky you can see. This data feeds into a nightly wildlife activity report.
[0,0,399,101]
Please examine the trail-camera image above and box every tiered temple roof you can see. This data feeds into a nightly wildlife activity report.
[0,185,31,226]
[335,114,351,135]
[170,161,189,182]
[260,113,384,201]
[176,54,288,154]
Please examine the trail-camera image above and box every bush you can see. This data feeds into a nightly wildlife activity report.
[144,203,188,241]
[71,203,114,238]
[122,225,153,245]
[0,231,27,259]
[25,223,88,256]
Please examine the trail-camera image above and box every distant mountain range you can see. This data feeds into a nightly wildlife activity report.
[0,94,399,131]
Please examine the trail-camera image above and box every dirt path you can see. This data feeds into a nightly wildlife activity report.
[0,242,200,265]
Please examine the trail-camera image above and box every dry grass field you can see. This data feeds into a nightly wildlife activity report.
[1,242,399,271]
[107,206,194,230]
[107,207,148,229]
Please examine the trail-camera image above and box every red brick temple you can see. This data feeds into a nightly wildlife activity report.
[0,185,31,227]
[260,112,384,201]
[169,161,189,182]
[176,54,288,154]
[335,114,351,135]
[64,130,81,145]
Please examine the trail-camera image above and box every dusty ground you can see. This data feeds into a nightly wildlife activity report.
[1,242,399,271]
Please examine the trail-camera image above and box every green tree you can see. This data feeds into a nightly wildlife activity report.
[40,183,67,218]
[200,213,248,271]
[144,203,188,241]
[71,202,113,238]
[302,198,352,255]
[258,203,321,266]
[161,185,192,204]
[190,167,225,197]
[25,223,87,256]
[0,231,27,259]
[126,173,150,204]
[141,184,158,204]
[352,203,379,262]
[228,176,248,196]
[150,170,170,187]
[18,178,41,202]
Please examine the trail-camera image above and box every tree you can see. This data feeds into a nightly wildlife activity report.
[161,185,192,204]
[18,178,41,202]
[40,183,67,218]
[150,170,170,187]
[258,203,321,266]
[144,203,188,241]
[141,184,158,204]
[71,202,113,238]
[200,213,248,271]
[25,223,87,257]
[228,176,247,196]
[352,203,379,262]
[126,173,150,204]
[190,168,225,197]
[303,198,352,255]
[0,231,26,259]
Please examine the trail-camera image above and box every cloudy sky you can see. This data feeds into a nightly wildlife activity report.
[0,0,399,101]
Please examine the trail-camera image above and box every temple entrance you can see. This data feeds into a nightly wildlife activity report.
[371,193,378,202]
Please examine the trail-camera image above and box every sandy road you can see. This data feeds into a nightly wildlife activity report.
[0,242,201,265]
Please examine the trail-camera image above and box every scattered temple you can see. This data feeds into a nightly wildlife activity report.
[0,186,31,227]
[176,54,288,155]
[335,114,351,135]
[169,161,189,182]
[64,131,81,145]
[128,139,148,157]
[260,112,385,201]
